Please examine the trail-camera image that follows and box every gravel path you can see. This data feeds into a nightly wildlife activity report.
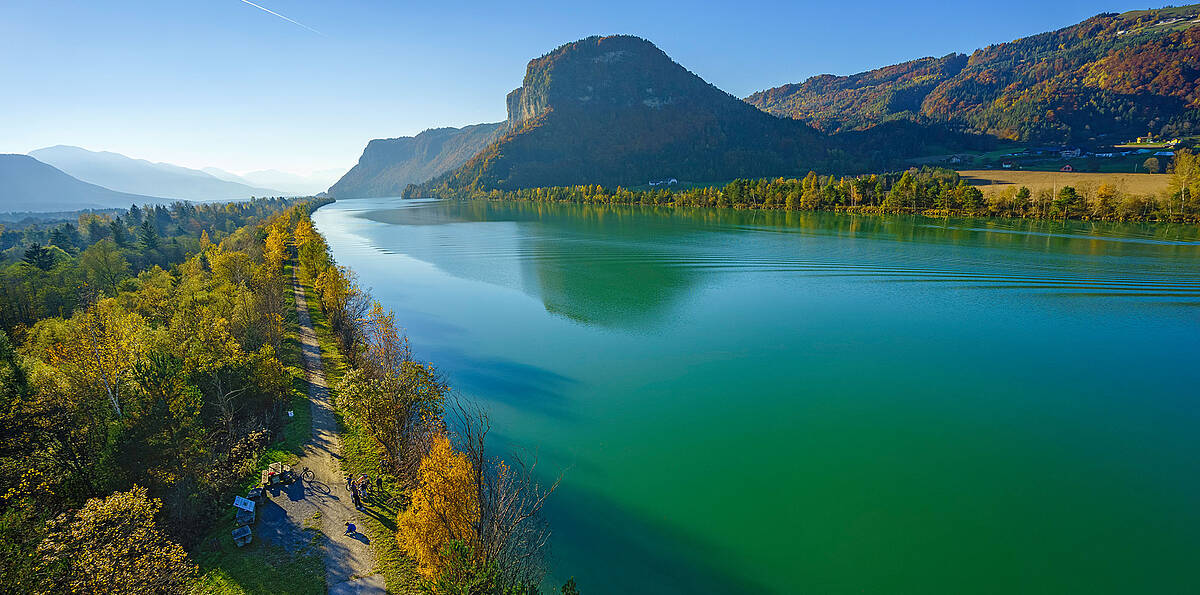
[255,269,384,593]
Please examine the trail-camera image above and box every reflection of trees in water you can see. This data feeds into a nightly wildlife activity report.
[359,200,1200,327]
[494,203,913,327]
[530,242,693,328]
[440,200,715,328]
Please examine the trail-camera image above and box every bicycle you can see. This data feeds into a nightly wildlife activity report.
[300,466,315,481]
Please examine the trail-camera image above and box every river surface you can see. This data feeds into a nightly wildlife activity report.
[312,198,1200,594]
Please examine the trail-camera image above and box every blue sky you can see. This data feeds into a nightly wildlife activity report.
[1,0,1144,175]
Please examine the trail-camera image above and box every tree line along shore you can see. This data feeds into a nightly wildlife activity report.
[0,197,572,594]
[410,149,1200,224]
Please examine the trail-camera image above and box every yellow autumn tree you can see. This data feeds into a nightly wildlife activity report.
[210,249,254,287]
[121,266,176,324]
[315,266,356,339]
[51,299,146,418]
[263,224,289,274]
[397,434,480,581]
[36,485,196,594]
[293,216,315,251]
[315,265,350,316]
[1169,148,1198,213]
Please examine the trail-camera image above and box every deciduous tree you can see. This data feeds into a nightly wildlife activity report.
[35,486,196,594]
[51,299,146,418]
[80,239,130,297]
[398,434,480,582]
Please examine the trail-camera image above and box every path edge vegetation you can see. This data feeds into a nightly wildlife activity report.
[190,256,326,595]
[294,257,419,591]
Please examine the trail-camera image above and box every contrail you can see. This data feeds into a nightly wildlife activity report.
[238,0,325,36]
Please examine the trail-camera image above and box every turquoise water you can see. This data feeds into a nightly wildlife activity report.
[312,198,1200,594]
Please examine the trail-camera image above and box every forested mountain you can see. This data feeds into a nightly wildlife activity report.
[410,36,837,195]
[327,123,505,198]
[746,5,1200,143]
[0,154,166,212]
[29,145,284,201]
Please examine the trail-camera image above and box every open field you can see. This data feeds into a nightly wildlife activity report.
[959,170,1171,196]
[1113,143,1175,149]
[1016,155,1167,174]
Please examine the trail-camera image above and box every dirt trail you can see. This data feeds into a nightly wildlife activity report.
[255,269,384,593]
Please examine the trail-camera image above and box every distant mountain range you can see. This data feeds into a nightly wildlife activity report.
[746,4,1200,144]
[0,154,166,213]
[328,123,505,198]
[339,5,1198,198]
[2,147,342,213]
[29,145,286,201]
[202,166,344,196]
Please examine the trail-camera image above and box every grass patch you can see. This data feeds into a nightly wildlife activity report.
[190,537,324,595]
[295,266,421,592]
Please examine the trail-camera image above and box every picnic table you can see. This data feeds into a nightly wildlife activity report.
[233,495,256,527]
[262,462,294,486]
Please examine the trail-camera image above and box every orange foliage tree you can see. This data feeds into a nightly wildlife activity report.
[397,434,480,581]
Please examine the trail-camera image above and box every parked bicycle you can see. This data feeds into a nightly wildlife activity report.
[300,466,315,481]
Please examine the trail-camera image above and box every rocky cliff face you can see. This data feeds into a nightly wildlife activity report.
[328,123,504,198]
[413,35,832,193]
[502,36,726,130]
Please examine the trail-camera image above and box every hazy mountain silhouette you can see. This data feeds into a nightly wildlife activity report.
[0,154,167,213]
[329,123,505,198]
[29,145,285,201]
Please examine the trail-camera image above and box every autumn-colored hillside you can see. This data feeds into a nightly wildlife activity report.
[747,5,1200,144]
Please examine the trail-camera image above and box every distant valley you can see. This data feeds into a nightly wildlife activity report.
[202,166,343,196]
